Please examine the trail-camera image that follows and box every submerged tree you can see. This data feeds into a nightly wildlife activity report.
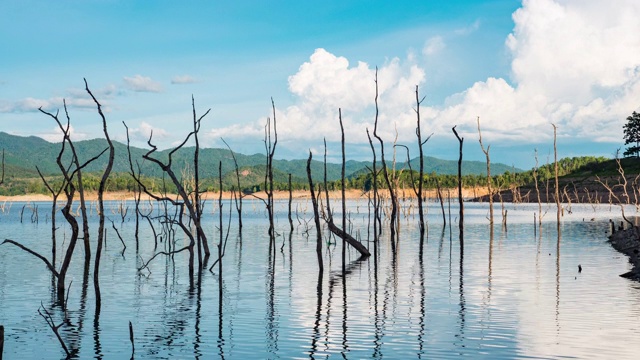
[372,68,398,246]
[452,125,464,236]
[3,92,108,304]
[477,116,493,226]
[265,99,278,247]
[127,98,211,279]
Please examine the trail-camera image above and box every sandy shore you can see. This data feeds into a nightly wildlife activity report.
[0,188,489,203]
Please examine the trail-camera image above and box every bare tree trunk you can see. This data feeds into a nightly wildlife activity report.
[85,79,114,312]
[533,149,543,227]
[40,102,107,303]
[36,167,63,267]
[435,177,446,226]
[366,129,380,258]
[222,138,243,231]
[477,117,493,226]
[264,99,278,246]
[552,124,560,233]
[307,151,323,273]
[288,173,294,233]
[123,99,210,275]
[0,324,4,359]
[218,161,223,300]
[414,86,429,245]
[193,96,204,268]
[340,109,347,273]
[452,126,464,238]
[46,104,92,264]
[372,68,398,246]
[0,149,4,186]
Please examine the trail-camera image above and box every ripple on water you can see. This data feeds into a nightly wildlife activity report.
[0,202,640,359]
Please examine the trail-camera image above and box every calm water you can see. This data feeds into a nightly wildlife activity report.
[1,198,640,359]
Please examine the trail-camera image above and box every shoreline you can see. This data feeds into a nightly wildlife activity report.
[0,188,490,203]
[608,225,640,280]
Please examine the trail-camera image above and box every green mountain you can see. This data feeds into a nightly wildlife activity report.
[0,131,521,186]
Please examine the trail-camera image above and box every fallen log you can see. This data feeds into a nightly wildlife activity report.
[326,220,370,257]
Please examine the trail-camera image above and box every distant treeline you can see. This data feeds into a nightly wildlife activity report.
[0,155,613,197]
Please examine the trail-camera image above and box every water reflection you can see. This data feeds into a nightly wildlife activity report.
[0,201,640,358]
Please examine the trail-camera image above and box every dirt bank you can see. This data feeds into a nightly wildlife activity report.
[608,224,640,280]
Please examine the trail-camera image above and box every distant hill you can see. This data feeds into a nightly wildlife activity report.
[0,132,522,185]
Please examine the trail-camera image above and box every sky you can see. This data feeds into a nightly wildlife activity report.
[1,0,640,170]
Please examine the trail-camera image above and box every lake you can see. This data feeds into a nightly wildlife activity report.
[1,198,639,359]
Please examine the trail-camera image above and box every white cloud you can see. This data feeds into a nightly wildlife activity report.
[423,36,445,56]
[39,125,89,143]
[208,0,640,154]
[437,0,640,143]
[123,75,163,93]
[0,96,100,113]
[207,48,427,152]
[171,75,197,84]
[126,121,170,143]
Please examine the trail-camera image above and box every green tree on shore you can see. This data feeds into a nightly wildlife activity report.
[623,111,640,158]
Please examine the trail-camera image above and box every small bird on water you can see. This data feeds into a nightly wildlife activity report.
[578,264,582,273]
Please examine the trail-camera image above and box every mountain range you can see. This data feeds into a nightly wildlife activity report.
[0,132,522,183]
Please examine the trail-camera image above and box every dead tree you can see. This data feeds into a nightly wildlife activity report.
[372,68,398,245]
[1,324,4,359]
[192,96,205,265]
[552,124,560,232]
[40,104,92,265]
[36,166,65,267]
[340,109,347,272]
[452,126,464,236]
[288,173,294,233]
[395,142,432,246]
[0,149,4,186]
[322,138,333,222]
[264,99,278,246]
[477,117,493,226]
[533,149,543,227]
[4,110,106,303]
[85,79,115,312]
[307,151,323,272]
[38,303,74,357]
[435,177,446,226]
[596,175,634,228]
[124,99,211,276]
[222,138,243,231]
[414,86,430,244]
[366,129,380,255]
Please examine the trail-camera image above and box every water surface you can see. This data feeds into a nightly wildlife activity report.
[1,199,639,359]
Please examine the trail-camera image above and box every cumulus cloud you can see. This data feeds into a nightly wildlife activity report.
[208,48,426,151]
[123,75,163,93]
[208,0,640,153]
[438,0,640,143]
[171,75,197,84]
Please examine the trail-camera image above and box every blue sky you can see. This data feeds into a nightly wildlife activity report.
[2,0,639,169]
